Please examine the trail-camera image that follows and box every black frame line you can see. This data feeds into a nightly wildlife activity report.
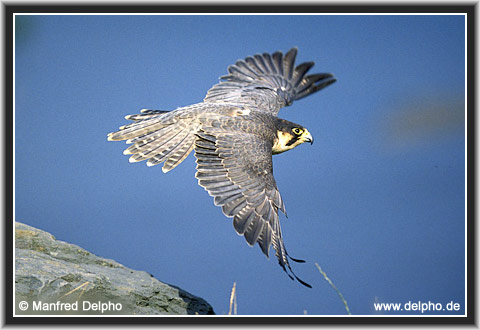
[5,3,475,326]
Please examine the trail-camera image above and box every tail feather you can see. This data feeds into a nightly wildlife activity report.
[108,109,196,170]
[128,127,185,163]
[125,109,170,121]
[162,134,197,172]
[123,125,177,154]
[125,124,177,144]
[146,128,191,167]
[107,116,168,141]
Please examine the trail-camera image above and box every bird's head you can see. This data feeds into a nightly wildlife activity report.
[272,119,313,154]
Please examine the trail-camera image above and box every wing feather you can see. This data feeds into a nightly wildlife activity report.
[245,56,264,75]
[283,47,297,81]
[244,214,265,246]
[204,47,336,115]
[204,48,336,115]
[233,207,256,235]
[272,51,284,76]
[194,129,310,287]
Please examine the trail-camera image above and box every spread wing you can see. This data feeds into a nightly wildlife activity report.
[204,47,336,116]
[194,129,311,287]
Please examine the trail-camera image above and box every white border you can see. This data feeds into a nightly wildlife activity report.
[11,13,468,15]
[12,12,469,319]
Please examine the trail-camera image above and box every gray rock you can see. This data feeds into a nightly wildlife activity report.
[15,222,215,315]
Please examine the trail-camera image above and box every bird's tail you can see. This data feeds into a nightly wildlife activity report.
[107,108,198,173]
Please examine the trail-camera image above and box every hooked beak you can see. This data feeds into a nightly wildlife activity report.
[303,130,314,145]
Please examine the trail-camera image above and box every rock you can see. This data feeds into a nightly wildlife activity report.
[15,222,215,315]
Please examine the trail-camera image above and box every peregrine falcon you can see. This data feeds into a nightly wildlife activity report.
[107,48,336,287]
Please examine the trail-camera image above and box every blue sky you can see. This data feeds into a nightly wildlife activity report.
[15,14,465,316]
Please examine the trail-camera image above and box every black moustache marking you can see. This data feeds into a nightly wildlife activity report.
[285,137,298,147]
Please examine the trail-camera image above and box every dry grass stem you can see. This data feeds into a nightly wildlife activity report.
[228,281,237,315]
[60,281,91,299]
[315,263,351,315]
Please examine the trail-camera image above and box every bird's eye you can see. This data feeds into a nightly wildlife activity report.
[292,128,303,135]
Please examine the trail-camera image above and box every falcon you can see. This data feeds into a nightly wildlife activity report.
[107,48,336,287]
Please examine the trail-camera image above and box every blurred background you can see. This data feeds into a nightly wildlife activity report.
[15,14,465,315]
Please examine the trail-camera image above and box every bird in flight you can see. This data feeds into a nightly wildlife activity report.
[108,48,336,287]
